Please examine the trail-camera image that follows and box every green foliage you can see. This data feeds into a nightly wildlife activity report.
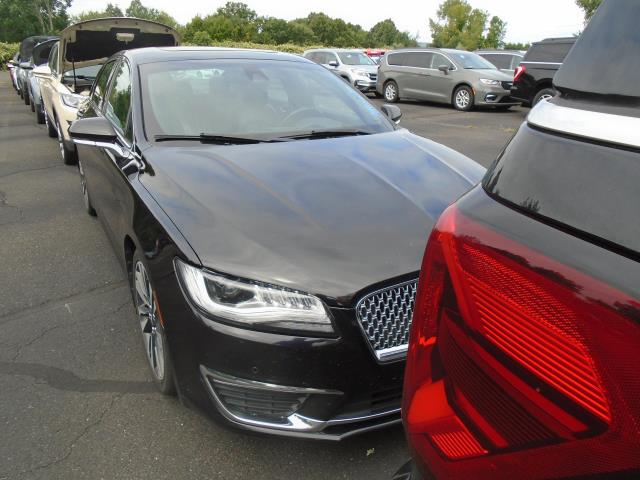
[0,0,71,42]
[72,3,123,22]
[368,19,417,48]
[575,0,601,21]
[125,0,178,28]
[182,40,319,55]
[503,41,530,51]
[429,0,506,50]
[0,42,20,69]
[191,31,212,46]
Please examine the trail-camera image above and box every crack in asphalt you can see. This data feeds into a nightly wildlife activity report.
[0,281,128,326]
[0,164,63,180]
[0,189,24,225]
[10,393,126,478]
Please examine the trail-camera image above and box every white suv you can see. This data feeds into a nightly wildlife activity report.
[303,49,378,93]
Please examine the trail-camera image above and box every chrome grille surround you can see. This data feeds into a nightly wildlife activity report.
[356,279,418,362]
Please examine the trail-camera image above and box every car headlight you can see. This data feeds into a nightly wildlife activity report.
[479,78,500,86]
[61,92,85,109]
[352,68,369,77]
[174,258,334,335]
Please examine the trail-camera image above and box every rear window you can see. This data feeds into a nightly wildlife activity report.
[524,41,574,63]
[484,124,640,255]
[480,54,514,70]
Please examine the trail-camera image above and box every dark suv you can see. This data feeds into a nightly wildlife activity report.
[398,0,640,478]
[511,37,575,106]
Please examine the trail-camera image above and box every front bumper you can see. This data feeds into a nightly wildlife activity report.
[353,77,377,92]
[158,270,406,440]
[474,85,520,107]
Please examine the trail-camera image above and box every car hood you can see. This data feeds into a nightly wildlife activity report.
[347,64,378,74]
[59,17,179,72]
[140,130,484,306]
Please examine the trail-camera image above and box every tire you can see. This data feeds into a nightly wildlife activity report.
[77,159,96,216]
[36,102,45,124]
[23,85,30,106]
[131,251,176,396]
[55,116,77,165]
[45,108,57,137]
[383,81,399,103]
[452,85,474,111]
[532,88,556,106]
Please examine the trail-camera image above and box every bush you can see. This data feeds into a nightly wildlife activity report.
[0,42,19,70]
[182,40,324,55]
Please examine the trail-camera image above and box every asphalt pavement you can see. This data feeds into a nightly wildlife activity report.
[0,75,526,480]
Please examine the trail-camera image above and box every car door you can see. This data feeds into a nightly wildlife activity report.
[402,52,433,100]
[100,59,136,246]
[425,52,456,102]
[79,59,119,222]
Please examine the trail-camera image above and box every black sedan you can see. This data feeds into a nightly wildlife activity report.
[69,47,484,439]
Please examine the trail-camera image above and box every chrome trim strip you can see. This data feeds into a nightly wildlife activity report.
[521,61,562,65]
[528,99,640,149]
[200,366,400,439]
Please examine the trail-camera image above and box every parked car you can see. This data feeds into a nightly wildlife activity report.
[16,35,57,104]
[23,38,58,124]
[68,46,485,440]
[35,17,179,164]
[303,48,379,93]
[397,0,640,478]
[377,49,519,111]
[511,37,576,106]
[7,53,19,92]
[475,49,524,75]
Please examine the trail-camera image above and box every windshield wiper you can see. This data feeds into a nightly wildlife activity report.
[154,134,284,145]
[279,129,373,140]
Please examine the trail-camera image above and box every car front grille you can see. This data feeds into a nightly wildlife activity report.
[501,81,513,90]
[356,279,418,362]
[368,73,377,81]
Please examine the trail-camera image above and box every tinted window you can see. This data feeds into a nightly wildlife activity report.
[481,54,513,70]
[555,0,638,98]
[140,59,393,139]
[104,61,132,141]
[431,53,454,69]
[33,43,54,66]
[91,61,116,109]
[48,43,59,75]
[525,42,574,63]
[387,53,406,66]
[484,124,640,254]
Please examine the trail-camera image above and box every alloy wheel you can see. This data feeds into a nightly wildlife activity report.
[134,261,165,381]
[385,83,397,101]
[538,93,553,102]
[56,119,65,161]
[455,89,471,109]
[78,160,90,211]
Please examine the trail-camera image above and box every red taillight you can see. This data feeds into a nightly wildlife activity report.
[403,205,640,479]
[513,65,525,82]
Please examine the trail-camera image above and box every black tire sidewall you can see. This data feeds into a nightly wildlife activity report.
[130,250,176,396]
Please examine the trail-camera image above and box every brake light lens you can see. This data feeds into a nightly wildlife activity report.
[513,64,526,82]
[403,204,640,479]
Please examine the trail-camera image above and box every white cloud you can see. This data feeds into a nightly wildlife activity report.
[68,0,585,44]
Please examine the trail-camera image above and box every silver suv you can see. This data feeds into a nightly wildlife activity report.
[377,48,520,111]
[303,49,378,93]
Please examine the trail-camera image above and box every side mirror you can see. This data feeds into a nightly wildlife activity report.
[32,64,51,78]
[438,65,450,74]
[328,60,339,68]
[381,104,402,124]
[19,61,33,70]
[70,117,143,173]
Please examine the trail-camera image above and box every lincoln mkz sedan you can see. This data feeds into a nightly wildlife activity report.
[68,47,484,439]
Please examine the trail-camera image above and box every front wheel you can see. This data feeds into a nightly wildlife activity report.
[36,102,45,124]
[384,81,399,103]
[131,252,176,395]
[78,159,96,216]
[55,116,77,165]
[453,85,474,111]
[45,108,57,137]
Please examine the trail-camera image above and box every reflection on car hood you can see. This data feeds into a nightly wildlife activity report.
[140,130,484,306]
[349,65,378,73]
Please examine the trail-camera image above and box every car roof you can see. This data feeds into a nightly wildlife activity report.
[123,46,310,65]
[533,37,576,45]
[475,49,523,55]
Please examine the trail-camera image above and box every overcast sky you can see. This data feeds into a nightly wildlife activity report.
[68,0,585,44]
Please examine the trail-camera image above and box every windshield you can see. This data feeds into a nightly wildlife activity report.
[140,59,393,140]
[63,64,103,79]
[337,52,376,66]
[448,52,496,70]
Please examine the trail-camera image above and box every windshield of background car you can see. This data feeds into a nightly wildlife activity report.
[63,64,103,80]
[337,52,376,65]
[448,52,496,69]
[140,59,393,140]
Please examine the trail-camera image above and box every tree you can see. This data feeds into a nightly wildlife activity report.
[73,3,123,22]
[576,0,601,22]
[125,0,178,28]
[503,41,530,51]
[0,0,71,42]
[429,0,506,50]
[192,30,212,46]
